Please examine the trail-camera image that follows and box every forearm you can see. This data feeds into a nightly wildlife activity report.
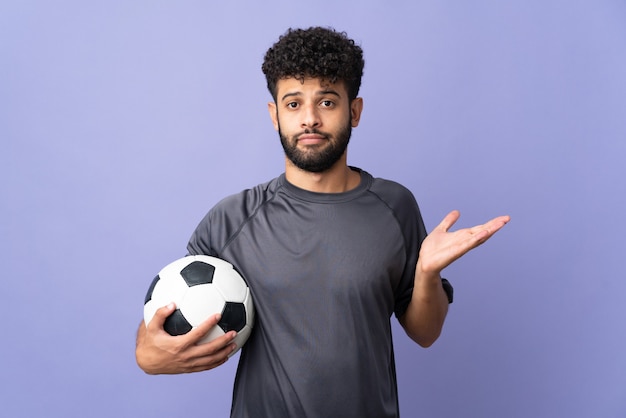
[400,267,449,347]
[135,320,168,374]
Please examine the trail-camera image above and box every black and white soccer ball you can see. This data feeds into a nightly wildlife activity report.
[144,255,254,355]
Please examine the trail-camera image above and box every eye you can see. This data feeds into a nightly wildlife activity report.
[320,100,334,108]
[286,102,298,109]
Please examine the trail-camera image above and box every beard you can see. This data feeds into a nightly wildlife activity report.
[278,121,352,173]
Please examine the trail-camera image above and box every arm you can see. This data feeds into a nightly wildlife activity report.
[399,267,449,347]
[399,210,510,347]
[136,302,238,374]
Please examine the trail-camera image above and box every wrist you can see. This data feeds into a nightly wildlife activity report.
[414,261,453,304]
[415,259,441,284]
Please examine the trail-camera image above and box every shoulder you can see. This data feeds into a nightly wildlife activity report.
[212,176,283,217]
[366,173,420,211]
[187,176,283,255]
[361,170,426,237]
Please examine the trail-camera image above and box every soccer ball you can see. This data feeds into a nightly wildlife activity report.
[143,255,254,355]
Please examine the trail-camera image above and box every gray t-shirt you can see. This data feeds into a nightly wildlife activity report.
[187,168,427,418]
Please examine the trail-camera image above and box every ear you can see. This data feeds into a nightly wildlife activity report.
[268,102,279,131]
[350,98,363,128]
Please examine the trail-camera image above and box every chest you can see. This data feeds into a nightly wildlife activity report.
[223,198,407,312]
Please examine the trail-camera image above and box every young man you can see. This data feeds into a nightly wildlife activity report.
[136,27,509,417]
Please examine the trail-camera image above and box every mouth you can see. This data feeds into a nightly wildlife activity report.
[296,132,328,146]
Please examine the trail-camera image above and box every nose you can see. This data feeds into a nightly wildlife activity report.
[301,103,321,129]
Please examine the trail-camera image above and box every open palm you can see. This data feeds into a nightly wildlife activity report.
[418,210,510,275]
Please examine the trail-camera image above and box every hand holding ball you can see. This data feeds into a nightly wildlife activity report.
[144,255,254,355]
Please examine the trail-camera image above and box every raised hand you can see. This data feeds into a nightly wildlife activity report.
[402,211,510,346]
[418,210,510,276]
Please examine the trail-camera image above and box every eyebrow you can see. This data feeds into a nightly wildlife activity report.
[280,89,342,102]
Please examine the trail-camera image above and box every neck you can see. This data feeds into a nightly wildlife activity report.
[284,158,361,193]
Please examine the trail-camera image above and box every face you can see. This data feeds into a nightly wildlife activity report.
[268,78,363,173]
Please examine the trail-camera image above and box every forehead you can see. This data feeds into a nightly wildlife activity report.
[275,77,348,99]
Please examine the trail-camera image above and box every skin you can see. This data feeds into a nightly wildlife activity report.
[136,309,237,374]
[135,76,510,373]
[268,77,363,193]
[400,210,509,346]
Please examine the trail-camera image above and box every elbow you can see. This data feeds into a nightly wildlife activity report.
[411,330,441,348]
[400,312,445,348]
[417,339,435,348]
[401,319,443,347]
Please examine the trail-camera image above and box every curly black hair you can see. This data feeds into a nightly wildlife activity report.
[262,27,364,101]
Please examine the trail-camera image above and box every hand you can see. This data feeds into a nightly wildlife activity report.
[418,210,510,276]
[135,303,238,375]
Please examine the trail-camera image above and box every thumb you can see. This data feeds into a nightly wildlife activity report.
[147,302,176,329]
[436,210,461,233]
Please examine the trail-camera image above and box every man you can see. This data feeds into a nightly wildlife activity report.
[136,27,509,417]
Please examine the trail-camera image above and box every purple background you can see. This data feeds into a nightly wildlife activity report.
[2,1,625,417]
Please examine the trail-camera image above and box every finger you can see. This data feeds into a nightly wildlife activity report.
[188,330,239,364]
[487,216,510,234]
[197,330,238,354]
[435,210,461,232]
[187,341,237,372]
[471,215,511,236]
[146,302,177,330]
[185,313,223,342]
[466,215,510,246]
[494,215,511,226]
